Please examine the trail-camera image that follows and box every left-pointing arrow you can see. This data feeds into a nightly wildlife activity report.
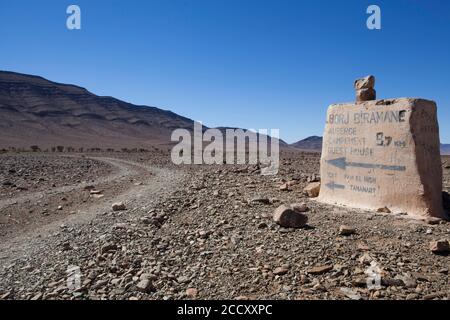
[327,157,406,172]
[325,182,345,191]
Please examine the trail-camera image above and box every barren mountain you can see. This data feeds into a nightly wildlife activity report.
[290,136,323,151]
[441,144,450,155]
[0,71,195,150]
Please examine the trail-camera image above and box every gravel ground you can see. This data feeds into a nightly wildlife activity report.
[0,151,448,300]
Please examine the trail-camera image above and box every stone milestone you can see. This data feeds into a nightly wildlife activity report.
[318,76,445,219]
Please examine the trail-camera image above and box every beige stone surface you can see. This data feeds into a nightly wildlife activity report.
[318,98,445,219]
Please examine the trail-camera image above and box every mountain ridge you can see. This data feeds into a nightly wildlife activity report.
[289,136,450,155]
[0,71,287,150]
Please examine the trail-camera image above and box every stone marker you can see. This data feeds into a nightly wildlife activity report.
[318,76,446,219]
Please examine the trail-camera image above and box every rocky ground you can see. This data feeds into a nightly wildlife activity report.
[0,151,448,300]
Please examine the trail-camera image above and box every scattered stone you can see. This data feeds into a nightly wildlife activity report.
[177,276,190,284]
[430,240,450,254]
[273,266,289,276]
[257,222,268,229]
[186,288,198,299]
[101,243,118,254]
[303,182,320,198]
[357,243,370,251]
[381,278,405,287]
[30,293,43,300]
[339,225,356,236]
[135,279,154,293]
[112,202,126,211]
[250,197,271,205]
[273,205,308,228]
[425,217,442,225]
[308,264,333,275]
[377,207,391,214]
[1,292,11,299]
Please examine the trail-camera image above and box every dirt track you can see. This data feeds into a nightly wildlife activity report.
[0,155,185,265]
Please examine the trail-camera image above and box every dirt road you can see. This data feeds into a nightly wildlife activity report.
[0,156,186,266]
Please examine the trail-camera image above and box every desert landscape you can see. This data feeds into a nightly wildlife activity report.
[0,147,449,300]
[1,1,449,304]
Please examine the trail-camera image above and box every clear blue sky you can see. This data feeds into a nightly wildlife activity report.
[1,0,449,143]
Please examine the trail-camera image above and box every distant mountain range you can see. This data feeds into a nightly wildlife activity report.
[0,71,286,150]
[441,144,450,155]
[289,136,322,151]
[289,136,450,155]
[0,71,197,149]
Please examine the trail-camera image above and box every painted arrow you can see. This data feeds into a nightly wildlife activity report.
[325,182,345,191]
[327,157,406,171]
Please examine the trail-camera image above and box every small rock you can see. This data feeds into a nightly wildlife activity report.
[186,288,198,298]
[381,278,405,287]
[177,276,189,284]
[430,240,450,254]
[250,197,271,205]
[112,202,126,211]
[273,205,308,228]
[273,266,289,276]
[135,279,154,293]
[308,264,333,275]
[425,217,442,225]
[101,243,118,254]
[303,182,320,198]
[30,293,43,300]
[257,222,268,229]
[377,207,391,213]
[339,225,356,236]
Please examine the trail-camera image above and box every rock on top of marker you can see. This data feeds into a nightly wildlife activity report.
[354,75,375,90]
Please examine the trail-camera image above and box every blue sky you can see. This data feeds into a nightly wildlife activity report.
[1,0,450,143]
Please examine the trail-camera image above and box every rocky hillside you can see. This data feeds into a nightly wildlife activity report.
[0,71,195,150]
[290,136,322,151]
